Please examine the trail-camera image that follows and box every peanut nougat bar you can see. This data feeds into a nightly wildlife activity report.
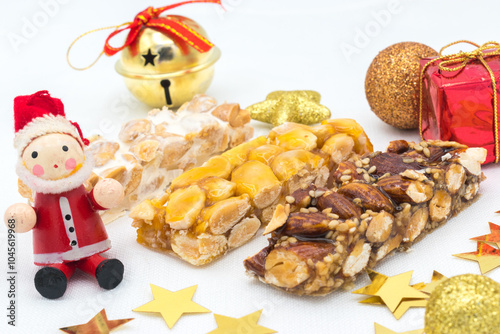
[244,140,486,296]
[130,120,373,265]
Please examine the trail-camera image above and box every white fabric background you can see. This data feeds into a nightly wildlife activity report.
[1,1,500,333]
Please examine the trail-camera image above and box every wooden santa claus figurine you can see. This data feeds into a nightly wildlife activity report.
[4,90,125,299]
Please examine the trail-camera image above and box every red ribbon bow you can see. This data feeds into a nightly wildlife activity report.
[104,1,222,57]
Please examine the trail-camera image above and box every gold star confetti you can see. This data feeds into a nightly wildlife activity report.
[133,284,210,329]
[470,222,500,248]
[361,294,426,320]
[374,323,424,334]
[358,271,446,319]
[59,309,133,334]
[420,270,447,294]
[353,270,428,313]
[392,299,428,320]
[360,281,426,304]
[247,90,331,126]
[207,310,277,334]
[454,242,500,274]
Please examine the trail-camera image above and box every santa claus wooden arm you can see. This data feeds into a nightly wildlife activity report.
[4,203,37,233]
[89,178,125,211]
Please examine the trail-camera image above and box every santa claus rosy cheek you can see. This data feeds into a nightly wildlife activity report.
[33,164,44,176]
[65,158,77,171]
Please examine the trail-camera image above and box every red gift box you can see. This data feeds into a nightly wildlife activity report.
[419,41,500,164]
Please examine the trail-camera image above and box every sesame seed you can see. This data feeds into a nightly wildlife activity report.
[314,190,325,198]
[340,175,352,182]
[322,208,332,214]
[363,173,371,182]
[423,147,431,157]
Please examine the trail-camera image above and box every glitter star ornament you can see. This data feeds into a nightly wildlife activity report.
[247,90,331,126]
[133,284,210,329]
[353,270,428,313]
[374,323,424,334]
[59,309,133,334]
[425,274,500,334]
[208,310,277,334]
[453,242,500,274]
[365,42,438,129]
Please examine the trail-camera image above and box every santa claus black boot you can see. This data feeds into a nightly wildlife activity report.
[95,259,124,290]
[34,267,67,299]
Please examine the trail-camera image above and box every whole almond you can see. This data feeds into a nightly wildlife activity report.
[337,183,393,213]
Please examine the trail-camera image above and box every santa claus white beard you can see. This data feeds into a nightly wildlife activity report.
[16,151,94,195]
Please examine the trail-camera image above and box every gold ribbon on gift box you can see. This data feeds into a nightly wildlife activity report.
[419,40,500,163]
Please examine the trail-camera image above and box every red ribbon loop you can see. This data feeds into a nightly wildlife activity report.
[103,1,222,57]
[70,121,90,146]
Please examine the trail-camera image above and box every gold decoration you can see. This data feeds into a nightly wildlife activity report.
[247,90,331,126]
[358,270,446,319]
[453,242,500,274]
[115,16,220,108]
[365,42,438,129]
[208,310,277,334]
[425,274,500,334]
[392,299,427,320]
[420,271,448,294]
[133,284,210,329]
[374,323,424,334]
[353,269,428,313]
[59,309,133,334]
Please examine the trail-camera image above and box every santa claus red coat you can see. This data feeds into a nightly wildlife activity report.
[32,185,111,265]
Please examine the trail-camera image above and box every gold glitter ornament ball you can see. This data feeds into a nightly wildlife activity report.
[365,42,437,129]
[425,274,500,334]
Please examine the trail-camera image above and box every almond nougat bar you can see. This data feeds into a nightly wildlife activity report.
[129,120,373,265]
[244,140,486,296]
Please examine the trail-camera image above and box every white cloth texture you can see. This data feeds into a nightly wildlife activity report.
[0,1,500,333]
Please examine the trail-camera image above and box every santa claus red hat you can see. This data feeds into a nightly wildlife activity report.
[13,90,89,156]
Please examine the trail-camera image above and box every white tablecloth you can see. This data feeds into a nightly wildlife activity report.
[1,1,499,333]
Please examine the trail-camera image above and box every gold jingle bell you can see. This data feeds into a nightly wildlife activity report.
[115,15,220,108]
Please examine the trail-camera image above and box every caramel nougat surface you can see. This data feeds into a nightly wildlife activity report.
[244,140,486,296]
[130,119,373,265]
